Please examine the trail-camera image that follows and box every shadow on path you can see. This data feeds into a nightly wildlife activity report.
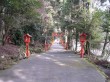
[0,42,106,82]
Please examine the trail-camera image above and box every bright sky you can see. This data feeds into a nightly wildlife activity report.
[95,0,110,11]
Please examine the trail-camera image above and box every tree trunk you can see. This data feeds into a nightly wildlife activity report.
[85,40,90,56]
[2,34,5,45]
[67,35,70,49]
[0,7,5,45]
[67,29,71,49]
[1,30,8,46]
[0,20,5,45]
[1,23,10,46]
[101,31,109,57]
[75,30,78,52]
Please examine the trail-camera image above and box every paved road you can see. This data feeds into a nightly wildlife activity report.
[0,42,106,82]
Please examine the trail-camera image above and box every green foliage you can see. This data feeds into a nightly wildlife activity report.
[22,24,43,41]
[91,27,103,43]
[10,29,23,45]
[61,0,104,44]
[73,0,80,5]
[101,11,110,32]
[91,42,101,49]
[62,0,80,15]
[0,0,43,45]
[9,23,45,45]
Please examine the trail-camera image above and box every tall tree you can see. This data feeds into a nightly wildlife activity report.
[0,0,42,45]
[101,11,110,58]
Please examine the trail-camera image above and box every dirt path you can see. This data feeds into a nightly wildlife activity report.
[0,42,106,82]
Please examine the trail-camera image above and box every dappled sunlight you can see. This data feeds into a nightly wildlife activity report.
[0,80,14,82]
[54,61,66,66]
[33,42,81,67]
[68,56,73,58]
[35,51,67,67]
[50,48,63,51]
[52,59,58,62]
[50,41,65,51]
[45,57,51,60]
[36,55,42,57]
[7,80,14,82]
[72,59,80,62]
[0,39,106,82]
[50,58,66,66]
[0,80,13,82]
[42,53,47,54]
[50,55,55,57]
[0,68,27,82]
[0,0,108,82]
[36,55,51,60]
[0,80,4,82]
[14,69,26,80]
